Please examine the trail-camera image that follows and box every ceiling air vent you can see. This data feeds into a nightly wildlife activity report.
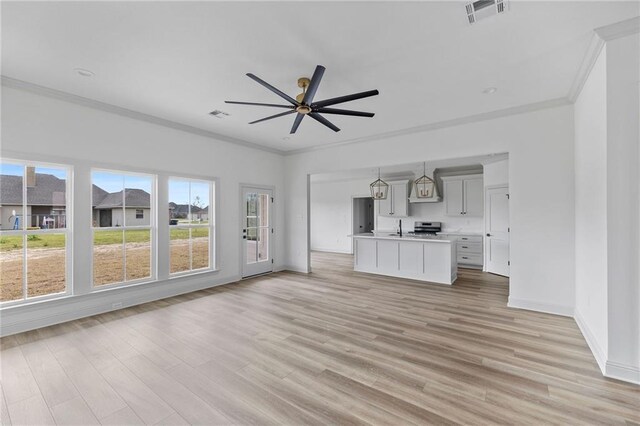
[209,110,230,118]
[465,0,508,25]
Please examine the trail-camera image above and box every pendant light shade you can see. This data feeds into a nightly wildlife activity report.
[370,168,389,200]
[414,162,436,198]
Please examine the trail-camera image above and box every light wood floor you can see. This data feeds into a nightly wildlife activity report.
[1,252,638,425]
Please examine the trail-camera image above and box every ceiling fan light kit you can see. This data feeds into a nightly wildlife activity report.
[225,65,379,134]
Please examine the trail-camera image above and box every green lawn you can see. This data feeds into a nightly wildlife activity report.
[0,227,210,251]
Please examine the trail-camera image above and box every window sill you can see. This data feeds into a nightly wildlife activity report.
[169,268,220,280]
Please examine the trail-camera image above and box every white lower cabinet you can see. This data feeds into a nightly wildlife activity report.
[354,238,377,270]
[438,233,483,269]
[377,240,399,272]
[353,237,457,285]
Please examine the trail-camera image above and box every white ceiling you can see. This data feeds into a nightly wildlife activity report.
[2,2,637,153]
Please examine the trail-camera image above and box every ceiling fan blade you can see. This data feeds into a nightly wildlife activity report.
[302,65,325,105]
[246,73,298,106]
[290,113,305,134]
[249,110,295,125]
[314,107,375,117]
[225,101,293,109]
[312,89,379,108]
[308,112,340,132]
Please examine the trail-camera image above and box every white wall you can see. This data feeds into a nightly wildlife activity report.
[604,32,639,382]
[285,105,576,316]
[574,46,608,369]
[310,178,371,253]
[1,85,286,335]
[483,159,509,187]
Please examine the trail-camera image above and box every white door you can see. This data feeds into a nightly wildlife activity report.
[242,186,273,278]
[485,186,510,277]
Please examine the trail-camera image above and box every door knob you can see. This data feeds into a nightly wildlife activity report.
[486,233,491,237]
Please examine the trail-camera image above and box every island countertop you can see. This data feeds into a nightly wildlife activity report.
[349,233,454,243]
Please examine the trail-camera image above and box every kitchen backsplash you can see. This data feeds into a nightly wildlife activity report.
[376,200,482,232]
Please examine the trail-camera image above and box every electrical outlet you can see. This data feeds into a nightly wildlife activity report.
[112,302,123,309]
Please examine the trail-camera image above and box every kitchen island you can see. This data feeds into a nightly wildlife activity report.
[350,233,457,285]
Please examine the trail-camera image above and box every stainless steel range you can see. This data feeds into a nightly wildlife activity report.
[409,221,442,236]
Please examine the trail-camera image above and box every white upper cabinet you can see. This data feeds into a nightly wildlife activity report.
[378,180,409,217]
[463,178,483,216]
[442,175,483,217]
[444,179,464,216]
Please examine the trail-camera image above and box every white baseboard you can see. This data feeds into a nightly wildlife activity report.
[507,297,574,317]
[1,272,241,337]
[574,309,607,374]
[605,361,640,384]
[310,247,352,254]
[283,265,310,274]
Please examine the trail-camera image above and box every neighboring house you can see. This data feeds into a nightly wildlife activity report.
[0,172,153,229]
[93,188,151,227]
[169,202,209,222]
[0,172,67,230]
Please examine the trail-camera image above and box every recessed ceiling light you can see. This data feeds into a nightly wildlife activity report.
[74,68,94,77]
[483,87,498,95]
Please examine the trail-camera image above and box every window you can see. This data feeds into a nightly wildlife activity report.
[169,178,214,274]
[0,161,70,303]
[92,170,155,286]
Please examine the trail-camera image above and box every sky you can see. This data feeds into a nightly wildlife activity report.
[1,163,66,179]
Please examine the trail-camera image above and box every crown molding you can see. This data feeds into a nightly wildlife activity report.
[283,97,570,156]
[567,33,605,103]
[1,76,285,156]
[595,16,640,41]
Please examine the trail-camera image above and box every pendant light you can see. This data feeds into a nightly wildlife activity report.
[370,168,389,200]
[414,162,436,198]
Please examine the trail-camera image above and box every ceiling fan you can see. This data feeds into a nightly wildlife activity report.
[225,65,379,134]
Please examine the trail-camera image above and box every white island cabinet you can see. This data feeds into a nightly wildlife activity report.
[352,234,457,285]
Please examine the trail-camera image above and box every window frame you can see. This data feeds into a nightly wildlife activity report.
[0,159,73,307]
[168,176,216,277]
[90,168,157,290]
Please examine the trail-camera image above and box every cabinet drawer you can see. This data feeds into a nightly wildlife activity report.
[457,242,482,254]
[457,253,483,265]
[457,235,482,243]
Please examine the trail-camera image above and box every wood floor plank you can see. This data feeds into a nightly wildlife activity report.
[0,345,41,405]
[7,394,55,426]
[52,347,128,420]
[1,251,638,425]
[50,397,101,425]
[100,363,176,424]
[119,355,232,425]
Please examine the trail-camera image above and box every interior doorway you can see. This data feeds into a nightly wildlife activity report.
[485,185,510,277]
[352,196,374,238]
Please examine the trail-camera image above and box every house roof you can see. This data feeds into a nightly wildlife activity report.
[168,203,207,214]
[0,173,150,208]
[0,173,67,206]
[94,188,150,209]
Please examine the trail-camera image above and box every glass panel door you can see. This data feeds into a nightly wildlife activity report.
[242,187,273,277]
